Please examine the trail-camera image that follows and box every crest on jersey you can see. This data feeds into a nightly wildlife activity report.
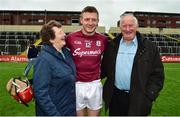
[96,41,101,46]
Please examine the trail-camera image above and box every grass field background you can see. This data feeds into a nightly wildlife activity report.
[0,62,180,116]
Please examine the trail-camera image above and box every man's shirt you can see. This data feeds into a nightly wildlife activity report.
[115,36,138,90]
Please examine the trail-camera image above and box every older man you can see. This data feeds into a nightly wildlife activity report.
[101,13,164,116]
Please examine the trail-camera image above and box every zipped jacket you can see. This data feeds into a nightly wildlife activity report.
[33,45,76,116]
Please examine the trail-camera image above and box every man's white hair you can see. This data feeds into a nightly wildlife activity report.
[119,13,139,27]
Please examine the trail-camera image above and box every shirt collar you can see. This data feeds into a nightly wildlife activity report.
[120,36,138,46]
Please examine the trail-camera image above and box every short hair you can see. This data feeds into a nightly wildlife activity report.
[40,20,62,45]
[119,13,139,27]
[80,6,99,19]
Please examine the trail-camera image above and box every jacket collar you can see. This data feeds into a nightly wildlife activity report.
[115,31,145,50]
[112,31,146,63]
[41,45,65,60]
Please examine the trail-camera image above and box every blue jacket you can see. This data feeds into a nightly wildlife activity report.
[33,45,76,116]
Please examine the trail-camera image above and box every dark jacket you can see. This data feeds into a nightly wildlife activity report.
[101,32,164,115]
[33,45,76,116]
[27,44,39,58]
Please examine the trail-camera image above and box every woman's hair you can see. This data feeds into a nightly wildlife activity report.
[40,20,62,45]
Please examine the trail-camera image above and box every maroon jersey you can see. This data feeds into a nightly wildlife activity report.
[66,30,108,82]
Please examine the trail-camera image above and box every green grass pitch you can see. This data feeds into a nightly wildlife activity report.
[0,62,180,116]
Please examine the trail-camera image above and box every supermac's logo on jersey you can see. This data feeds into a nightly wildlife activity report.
[96,41,101,46]
[73,48,101,57]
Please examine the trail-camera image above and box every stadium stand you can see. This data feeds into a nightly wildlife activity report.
[1,10,179,56]
[0,24,179,56]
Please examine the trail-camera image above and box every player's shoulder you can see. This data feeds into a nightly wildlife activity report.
[67,30,81,37]
[95,32,108,40]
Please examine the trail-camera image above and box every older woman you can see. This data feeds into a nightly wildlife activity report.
[33,20,76,116]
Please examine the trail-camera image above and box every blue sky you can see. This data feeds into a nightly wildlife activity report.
[1,0,180,30]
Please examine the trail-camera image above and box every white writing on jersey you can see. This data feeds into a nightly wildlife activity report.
[74,40,82,45]
[72,48,101,57]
